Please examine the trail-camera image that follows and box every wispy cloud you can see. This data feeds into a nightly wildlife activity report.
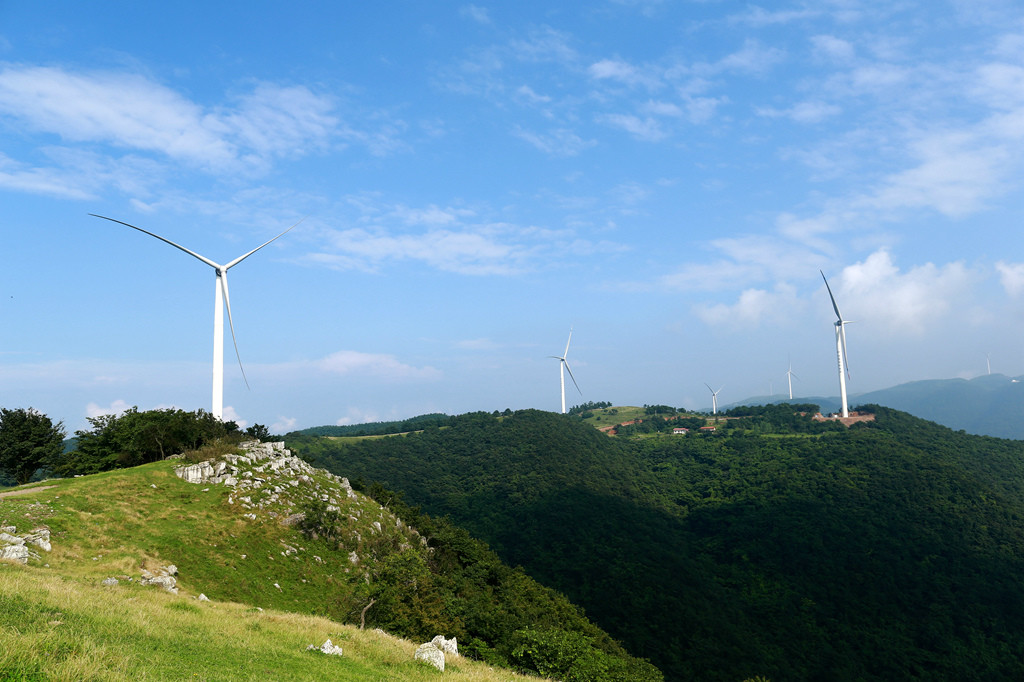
[996,261,1024,296]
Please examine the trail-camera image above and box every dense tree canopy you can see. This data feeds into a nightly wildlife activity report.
[291,407,1024,681]
[54,407,239,476]
[0,407,65,485]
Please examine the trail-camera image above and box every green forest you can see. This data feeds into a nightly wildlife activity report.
[289,405,1024,681]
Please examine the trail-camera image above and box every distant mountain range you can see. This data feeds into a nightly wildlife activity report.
[729,373,1024,440]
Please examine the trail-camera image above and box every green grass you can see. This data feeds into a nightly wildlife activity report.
[0,564,543,681]
[0,461,549,681]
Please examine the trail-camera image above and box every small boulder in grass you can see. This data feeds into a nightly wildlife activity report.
[414,642,445,672]
[306,639,343,656]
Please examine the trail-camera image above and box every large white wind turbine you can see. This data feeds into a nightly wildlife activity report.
[821,270,851,418]
[704,383,723,415]
[549,328,581,414]
[91,214,299,420]
[786,357,799,400]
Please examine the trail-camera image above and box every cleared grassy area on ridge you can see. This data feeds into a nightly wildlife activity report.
[579,406,709,430]
[0,565,545,681]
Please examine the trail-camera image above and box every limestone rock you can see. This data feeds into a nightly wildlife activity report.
[414,643,445,671]
[102,577,119,586]
[25,529,51,552]
[432,635,459,657]
[0,544,29,563]
[140,565,179,593]
[0,532,23,545]
[307,639,343,656]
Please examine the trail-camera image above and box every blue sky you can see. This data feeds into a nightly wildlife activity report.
[2,1,1023,432]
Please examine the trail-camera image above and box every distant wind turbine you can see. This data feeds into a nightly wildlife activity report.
[786,357,799,400]
[986,352,992,375]
[549,327,581,414]
[704,383,723,415]
[91,214,300,420]
[821,270,851,418]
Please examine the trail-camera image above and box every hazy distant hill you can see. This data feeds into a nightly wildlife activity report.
[733,373,1024,439]
[293,407,1024,681]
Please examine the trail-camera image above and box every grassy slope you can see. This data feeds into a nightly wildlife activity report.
[0,460,547,681]
[0,565,537,681]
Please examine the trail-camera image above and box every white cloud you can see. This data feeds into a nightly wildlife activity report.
[597,113,665,141]
[318,225,527,275]
[85,399,132,419]
[316,350,441,380]
[336,407,384,426]
[512,126,596,156]
[694,283,803,328]
[272,416,298,433]
[996,261,1024,296]
[811,35,855,63]
[0,66,341,174]
[221,405,248,429]
[836,250,977,335]
[757,100,841,124]
[460,4,492,24]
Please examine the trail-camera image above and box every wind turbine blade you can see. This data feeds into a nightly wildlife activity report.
[563,327,573,358]
[705,383,714,394]
[820,270,844,321]
[224,217,305,270]
[90,214,220,269]
[563,360,582,395]
[220,272,250,390]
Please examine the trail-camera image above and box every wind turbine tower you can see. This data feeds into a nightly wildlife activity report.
[821,271,851,418]
[704,383,723,415]
[549,327,581,414]
[92,214,299,420]
[786,358,798,400]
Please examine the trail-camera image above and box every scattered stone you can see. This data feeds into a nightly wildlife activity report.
[140,565,179,593]
[102,577,119,586]
[198,593,210,602]
[414,642,445,672]
[307,639,343,656]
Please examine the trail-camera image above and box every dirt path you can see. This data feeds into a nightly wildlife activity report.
[0,484,57,499]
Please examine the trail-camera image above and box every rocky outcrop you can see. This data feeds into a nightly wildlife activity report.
[414,642,445,671]
[0,524,51,564]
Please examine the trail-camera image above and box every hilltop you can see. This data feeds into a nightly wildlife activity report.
[727,373,1024,439]
[293,406,1024,681]
[0,438,659,681]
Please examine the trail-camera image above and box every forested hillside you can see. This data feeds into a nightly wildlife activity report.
[291,407,1024,681]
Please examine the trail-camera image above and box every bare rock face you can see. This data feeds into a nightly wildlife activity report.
[414,642,445,672]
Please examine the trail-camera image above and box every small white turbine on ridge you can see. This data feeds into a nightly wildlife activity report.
[704,383,723,415]
[786,357,799,401]
[821,270,851,418]
[549,327,581,414]
[91,214,300,420]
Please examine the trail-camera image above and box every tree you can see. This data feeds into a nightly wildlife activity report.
[245,423,271,441]
[0,408,65,485]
